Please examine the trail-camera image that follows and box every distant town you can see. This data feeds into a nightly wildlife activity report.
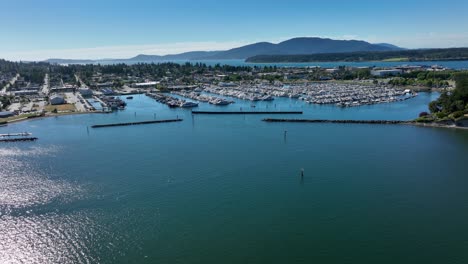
[0,58,460,123]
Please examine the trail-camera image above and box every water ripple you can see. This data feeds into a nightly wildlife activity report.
[0,212,101,264]
[0,145,103,264]
[0,155,83,212]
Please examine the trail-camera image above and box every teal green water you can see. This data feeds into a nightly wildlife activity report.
[1,93,468,263]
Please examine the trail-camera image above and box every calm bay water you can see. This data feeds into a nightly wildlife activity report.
[1,93,468,263]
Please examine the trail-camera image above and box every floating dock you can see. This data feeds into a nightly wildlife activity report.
[262,118,407,124]
[0,132,32,137]
[191,111,303,115]
[91,119,183,128]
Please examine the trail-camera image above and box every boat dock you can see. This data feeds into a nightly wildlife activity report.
[91,119,183,128]
[0,132,33,137]
[192,111,303,115]
[262,118,407,124]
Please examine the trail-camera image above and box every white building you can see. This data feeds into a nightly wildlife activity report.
[132,81,160,88]
[371,69,403,77]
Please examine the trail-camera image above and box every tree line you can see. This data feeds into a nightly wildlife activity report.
[246,48,468,63]
[428,73,468,119]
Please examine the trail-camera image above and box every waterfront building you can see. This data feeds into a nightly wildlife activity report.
[371,69,403,77]
[50,86,76,93]
[326,68,339,73]
[13,90,39,96]
[132,81,160,88]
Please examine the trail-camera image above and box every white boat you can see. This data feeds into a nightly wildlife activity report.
[180,101,199,108]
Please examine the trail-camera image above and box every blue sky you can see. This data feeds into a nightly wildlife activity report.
[1,0,468,60]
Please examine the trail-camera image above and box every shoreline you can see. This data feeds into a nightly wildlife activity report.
[410,122,468,130]
[246,58,468,64]
[2,111,105,125]
[262,118,468,130]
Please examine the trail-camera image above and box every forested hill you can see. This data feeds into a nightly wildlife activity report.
[246,48,468,63]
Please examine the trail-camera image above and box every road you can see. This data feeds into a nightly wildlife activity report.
[64,92,94,112]
[41,74,50,95]
[1,73,19,95]
[75,74,88,88]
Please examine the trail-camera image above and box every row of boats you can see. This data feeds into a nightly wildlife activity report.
[146,92,199,108]
[171,91,233,105]
[202,82,416,107]
[204,86,275,102]
[100,96,127,110]
[135,82,418,110]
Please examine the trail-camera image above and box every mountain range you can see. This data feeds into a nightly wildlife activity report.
[45,37,403,64]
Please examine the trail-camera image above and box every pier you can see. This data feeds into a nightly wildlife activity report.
[192,111,303,115]
[91,119,183,128]
[262,118,408,124]
[0,132,32,137]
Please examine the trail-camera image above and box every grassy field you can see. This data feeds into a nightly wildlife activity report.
[382,57,409,62]
[44,104,76,112]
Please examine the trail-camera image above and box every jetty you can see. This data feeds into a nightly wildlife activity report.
[262,118,408,124]
[0,132,37,142]
[0,137,38,142]
[192,111,303,115]
[91,118,183,128]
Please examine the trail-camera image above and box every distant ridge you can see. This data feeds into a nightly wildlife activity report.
[375,43,405,50]
[46,58,96,64]
[45,51,221,64]
[128,51,221,62]
[43,37,403,64]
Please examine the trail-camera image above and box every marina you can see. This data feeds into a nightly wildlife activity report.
[171,90,234,105]
[203,82,416,107]
[146,92,199,108]
[2,1,468,263]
